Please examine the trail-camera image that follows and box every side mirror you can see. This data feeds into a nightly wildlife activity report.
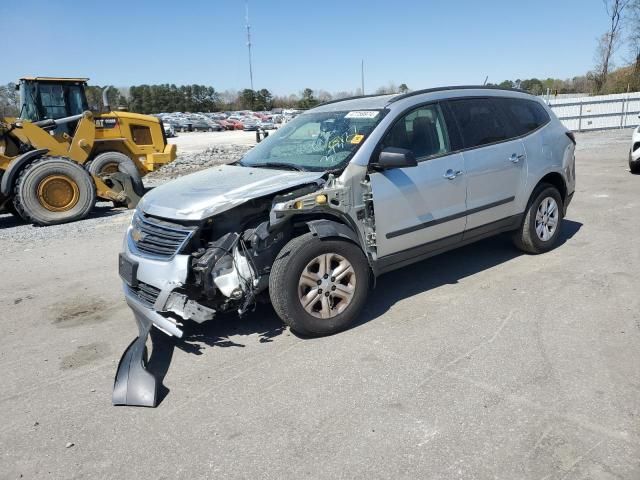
[375,147,417,169]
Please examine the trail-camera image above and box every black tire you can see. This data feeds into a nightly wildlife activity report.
[13,156,96,226]
[269,233,370,337]
[0,172,20,218]
[1,199,20,219]
[629,152,640,174]
[512,183,564,254]
[87,151,145,197]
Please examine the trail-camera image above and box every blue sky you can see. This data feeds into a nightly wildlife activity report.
[1,0,624,95]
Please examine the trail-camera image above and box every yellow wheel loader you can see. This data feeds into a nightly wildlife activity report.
[0,77,176,225]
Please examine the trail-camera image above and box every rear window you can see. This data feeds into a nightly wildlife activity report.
[501,98,550,136]
[448,98,511,149]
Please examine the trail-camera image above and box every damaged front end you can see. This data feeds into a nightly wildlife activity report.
[113,185,313,407]
[112,102,388,405]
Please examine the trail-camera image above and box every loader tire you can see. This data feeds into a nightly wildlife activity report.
[13,156,96,226]
[87,151,145,197]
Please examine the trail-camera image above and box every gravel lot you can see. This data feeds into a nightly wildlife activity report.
[1,129,639,479]
[0,131,256,249]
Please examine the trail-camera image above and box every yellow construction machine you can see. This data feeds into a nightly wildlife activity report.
[0,77,176,225]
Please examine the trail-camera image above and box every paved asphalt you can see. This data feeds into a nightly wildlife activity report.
[1,129,638,479]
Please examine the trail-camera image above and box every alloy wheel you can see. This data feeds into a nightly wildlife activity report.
[298,253,357,319]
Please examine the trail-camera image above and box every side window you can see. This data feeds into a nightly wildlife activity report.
[528,100,551,127]
[448,98,510,148]
[501,98,550,136]
[383,104,451,160]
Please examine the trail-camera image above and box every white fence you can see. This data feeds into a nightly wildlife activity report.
[547,92,640,132]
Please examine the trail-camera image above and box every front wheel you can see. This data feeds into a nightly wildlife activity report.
[269,233,370,337]
[13,156,96,226]
[512,184,564,254]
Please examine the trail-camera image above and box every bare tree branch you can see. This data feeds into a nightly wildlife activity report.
[595,0,632,91]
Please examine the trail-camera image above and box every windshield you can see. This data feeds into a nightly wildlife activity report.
[239,109,385,171]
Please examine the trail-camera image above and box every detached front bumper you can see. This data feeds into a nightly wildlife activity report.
[113,243,189,406]
[112,287,186,407]
[124,284,184,338]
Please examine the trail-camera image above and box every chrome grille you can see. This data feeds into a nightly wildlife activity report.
[131,281,161,308]
[129,213,196,259]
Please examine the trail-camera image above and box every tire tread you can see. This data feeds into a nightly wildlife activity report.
[13,156,96,226]
[512,183,563,254]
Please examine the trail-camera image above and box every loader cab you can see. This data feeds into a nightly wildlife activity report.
[18,77,90,134]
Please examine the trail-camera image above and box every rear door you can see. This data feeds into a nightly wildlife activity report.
[447,97,527,231]
[370,103,467,258]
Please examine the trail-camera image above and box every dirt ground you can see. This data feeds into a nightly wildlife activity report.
[1,129,639,480]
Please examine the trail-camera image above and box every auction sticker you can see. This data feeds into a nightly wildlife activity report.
[350,134,365,144]
[345,111,379,119]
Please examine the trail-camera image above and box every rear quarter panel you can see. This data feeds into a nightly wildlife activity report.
[519,114,575,213]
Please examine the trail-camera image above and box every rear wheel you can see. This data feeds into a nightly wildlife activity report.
[86,151,145,197]
[512,184,563,254]
[13,156,96,226]
[269,233,370,337]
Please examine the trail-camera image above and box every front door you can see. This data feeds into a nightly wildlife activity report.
[370,103,468,259]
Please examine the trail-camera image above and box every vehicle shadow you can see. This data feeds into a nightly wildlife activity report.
[0,203,127,229]
[147,303,285,405]
[352,219,583,329]
[147,219,582,405]
[177,303,285,355]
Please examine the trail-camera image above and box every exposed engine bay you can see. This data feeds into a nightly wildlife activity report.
[141,175,374,329]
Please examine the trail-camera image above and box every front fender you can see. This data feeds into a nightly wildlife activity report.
[306,219,360,245]
[0,149,49,196]
[306,219,377,285]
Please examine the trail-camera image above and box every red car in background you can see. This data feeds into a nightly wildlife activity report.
[225,119,245,130]
[216,119,234,130]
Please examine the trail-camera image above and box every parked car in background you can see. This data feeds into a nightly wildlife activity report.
[174,118,193,132]
[162,121,176,137]
[187,118,211,132]
[258,120,276,130]
[187,117,221,132]
[216,119,234,130]
[629,123,640,173]
[242,118,261,131]
[226,119,244,130]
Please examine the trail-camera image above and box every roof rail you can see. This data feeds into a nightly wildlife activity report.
[317,93,396,107]
[387,85,530,103]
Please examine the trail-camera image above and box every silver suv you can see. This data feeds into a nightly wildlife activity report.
[114,87,576,406]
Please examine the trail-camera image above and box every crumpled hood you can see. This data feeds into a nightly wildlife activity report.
[140,164,325,221]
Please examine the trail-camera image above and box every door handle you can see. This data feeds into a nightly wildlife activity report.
[509,153,526,163]
[443,169,463,180]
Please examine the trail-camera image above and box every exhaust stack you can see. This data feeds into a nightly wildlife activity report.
[102,86,111,112]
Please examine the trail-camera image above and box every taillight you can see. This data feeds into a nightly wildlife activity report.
[566,131,576,145]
